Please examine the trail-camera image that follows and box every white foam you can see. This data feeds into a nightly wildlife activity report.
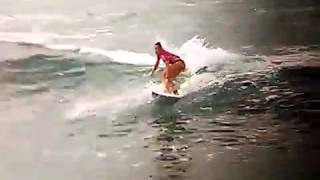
[45,44,80,51]
[0,32,241,72]
[12,13,72,21]
[55,66,86,75]
[179,36,240,73]
[0,32,53,44]
[48,36,240,72]
[92,49,154,65]
[179,73,223,93]
[0,32,95,45]
[66,84,152,120]
[46,45,156,66]
[95,28,112,34]
[0,15,15,24]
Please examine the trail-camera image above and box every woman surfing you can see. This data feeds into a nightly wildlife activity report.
[150,42,186,95]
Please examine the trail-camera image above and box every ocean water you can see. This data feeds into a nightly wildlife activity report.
[0,0,319,180]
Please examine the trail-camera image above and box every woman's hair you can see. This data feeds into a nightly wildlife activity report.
[154,42,162,47]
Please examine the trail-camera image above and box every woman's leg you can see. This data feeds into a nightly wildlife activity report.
[165,61,185,93]
[165,78,175,93]
[160,68,166,85]
[161,67,171,92]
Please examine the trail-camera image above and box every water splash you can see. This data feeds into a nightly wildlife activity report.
[65,84,152,120]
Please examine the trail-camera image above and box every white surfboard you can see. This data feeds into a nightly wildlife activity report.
[151,72,216,101]
[151,84,183,99]
[151,71,192,100]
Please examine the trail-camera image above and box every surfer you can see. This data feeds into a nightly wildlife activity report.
[150,42,186,94]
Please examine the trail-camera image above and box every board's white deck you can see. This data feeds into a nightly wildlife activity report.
[151,84,183,98]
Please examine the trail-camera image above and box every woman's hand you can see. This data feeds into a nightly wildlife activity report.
[149,69,155,76]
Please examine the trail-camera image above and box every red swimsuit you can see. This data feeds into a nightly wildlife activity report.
[157,49,180,64]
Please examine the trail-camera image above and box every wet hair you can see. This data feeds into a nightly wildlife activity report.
[154,42,162,48]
